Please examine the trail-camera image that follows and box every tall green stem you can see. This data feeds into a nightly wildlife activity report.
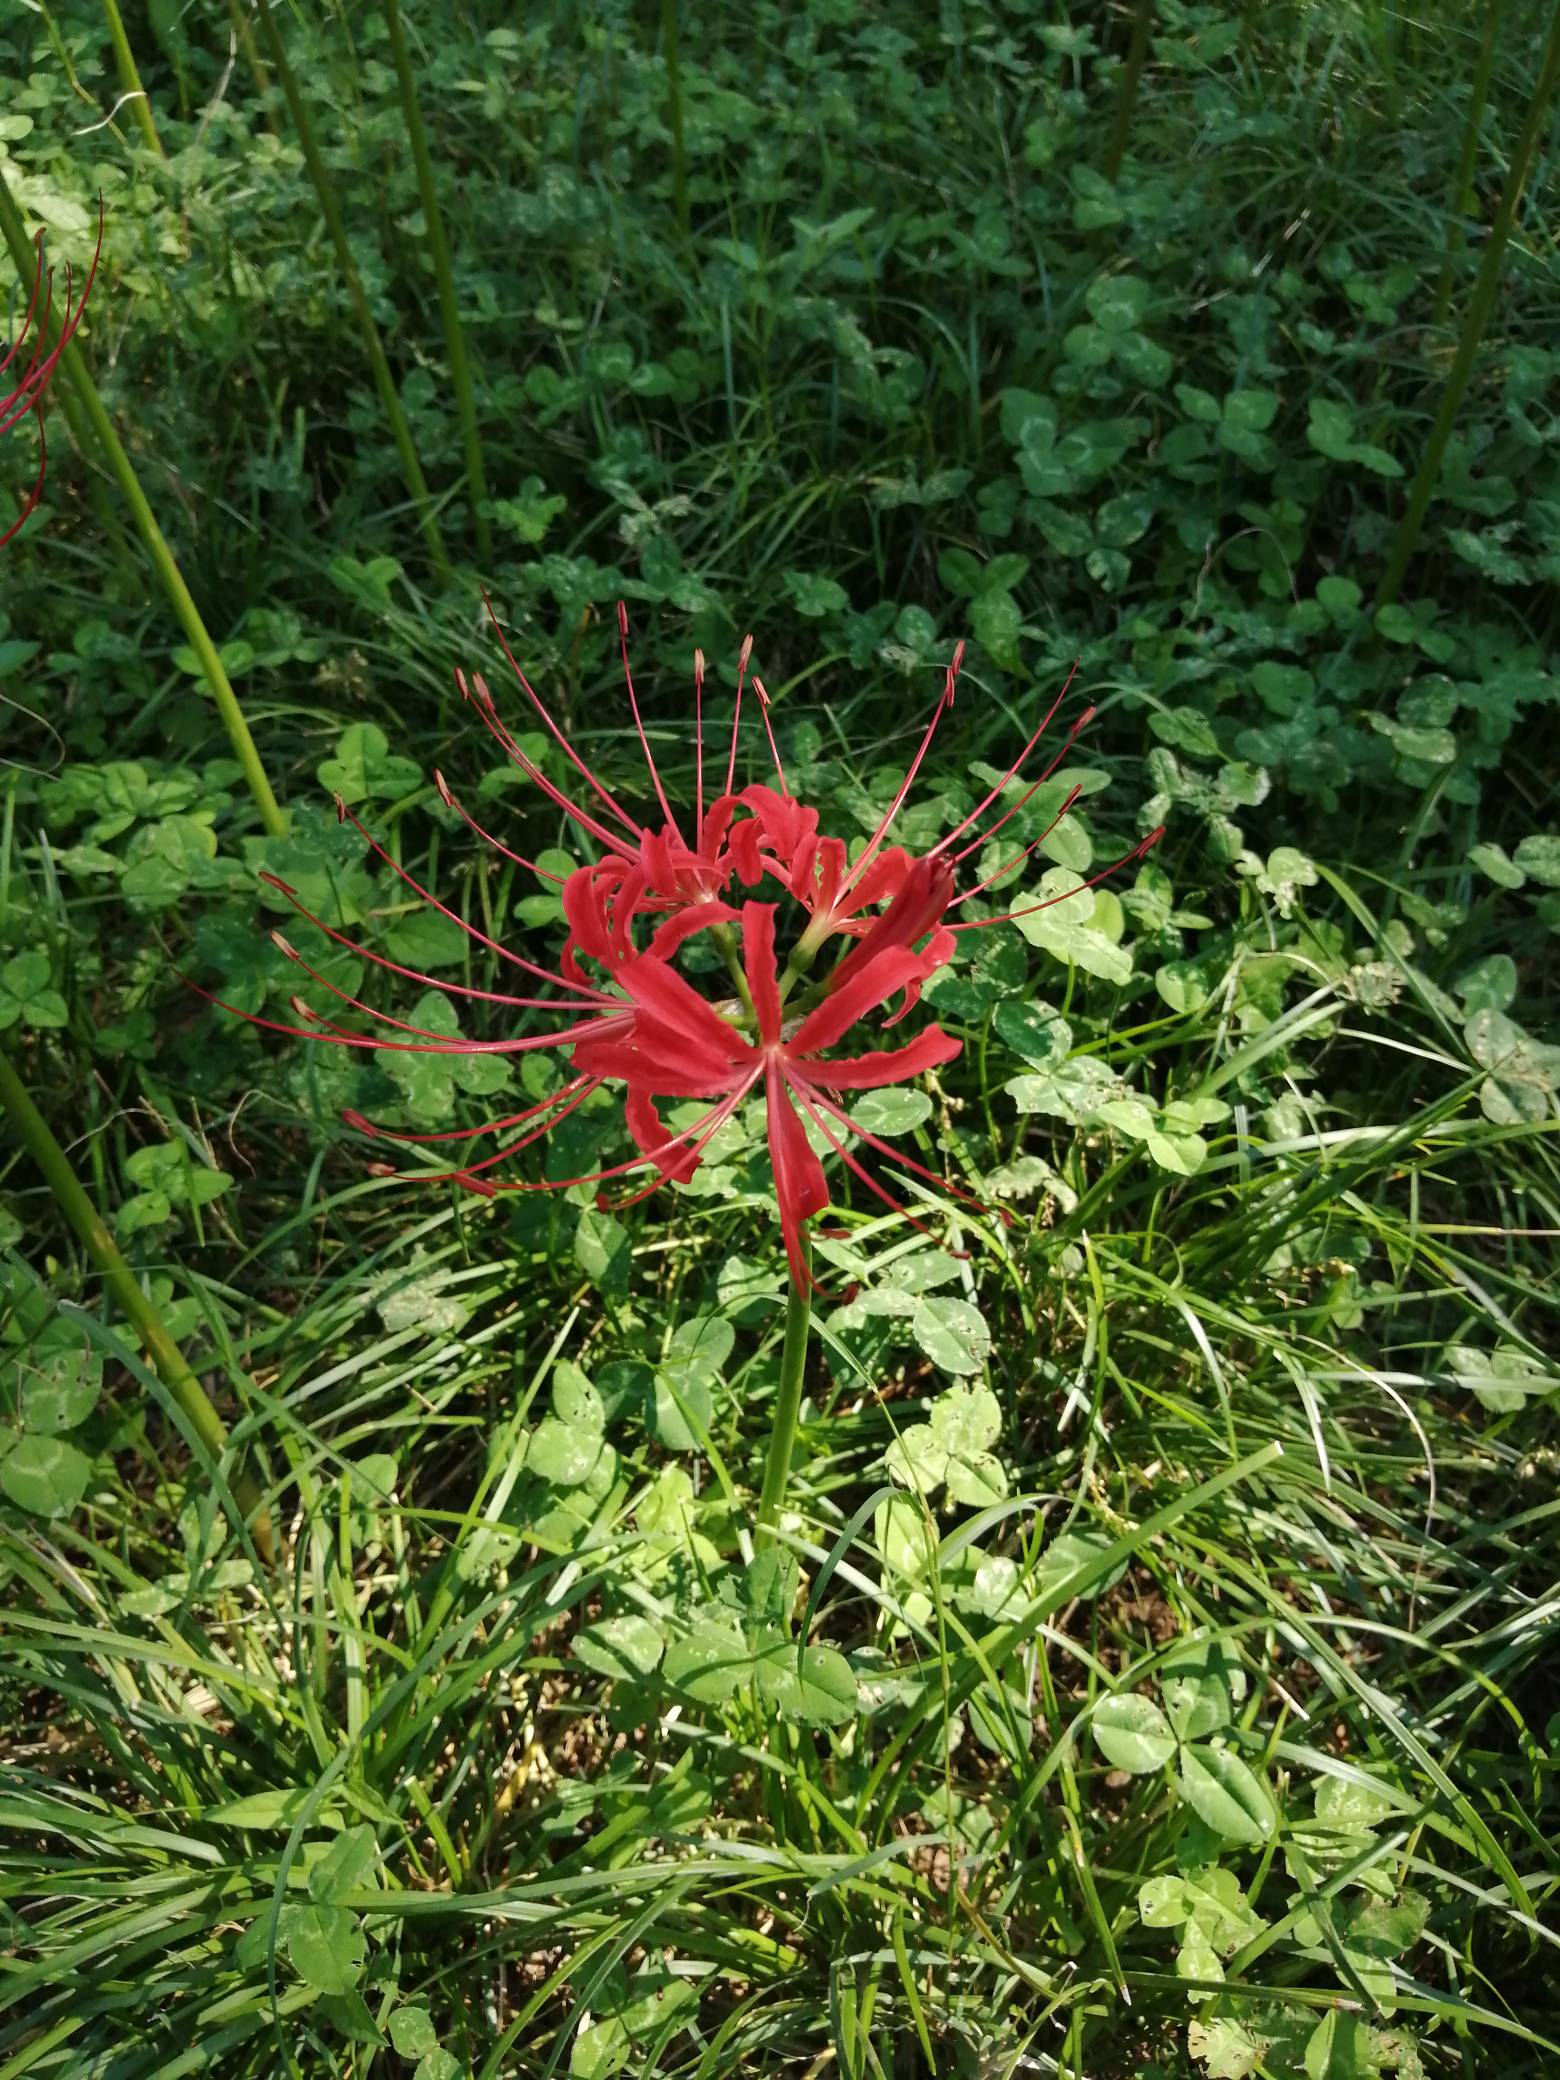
[224,0,281,137]
[660,0,690,240]
[1103,0,1155,182]
[1376,0,1560,613]
[251,0,451,578]
[100,0,166,159]
[0,171,287,838]
[380,0,492,564]
[0,1046,274,1563]
[1433,0,1502,328]
[756,1246,813,1548]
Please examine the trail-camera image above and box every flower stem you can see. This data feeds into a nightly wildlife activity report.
[0,169,288,839]
[100,0,166,160]
[251,0,451,579]
[1376,0,1560,614]
[0,1045,274,1564]
[380,0,492,565]
[755,1243,812,1548]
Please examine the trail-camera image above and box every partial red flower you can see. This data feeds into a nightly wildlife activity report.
[208,606,1161,1286]
[1,203,102,547]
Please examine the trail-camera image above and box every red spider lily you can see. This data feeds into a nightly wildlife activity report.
[206,605,1162,1287]
[1,202,103,548]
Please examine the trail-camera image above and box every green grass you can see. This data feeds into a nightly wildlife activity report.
[2,1,1559,2076]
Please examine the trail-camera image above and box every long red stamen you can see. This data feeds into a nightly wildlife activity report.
[0,407,46,549]
[459,669,641,865]
[838,643,964,901]
[185,977,621,1055]
[794,1074,999,1221]
[750,676,789,799]
[342,1075,595,1145]
[693,647,706,832]
[0,236,45,389]
[949,710,1094,866]
[445,1070,760,1195]
[951,827,1166,932]
[724,634,754,797]
[255,870,606,1011]
[930,659,1080,860]
[617,601,683,839]
[786,1074,961,1253]
[433,770,566,885]
[951,783,1084,905]
[480,590,642,836]
[334,796,619,996]
[600,1077,761,1211]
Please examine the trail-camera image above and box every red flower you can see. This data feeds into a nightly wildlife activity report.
[2,204,102,548]
[209,607,1161,1287]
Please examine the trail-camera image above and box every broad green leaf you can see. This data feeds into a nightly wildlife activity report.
[0,1433,92,1517]
[286,1904,365,1995]
[663,1619,750,1704]
[753,1638,858,1725]
[307,1825,379,1904]
[574,1615,665,1682]
[911,1295,991,1378]
[317,723,421,806]
[390,2011,439,2060]
[992,1000,1072,1067]
[1304,2011,1371,2080]
[849,1087,932,1136]
[1177,1744,1277,1843]
[1092,1692,1176,1773]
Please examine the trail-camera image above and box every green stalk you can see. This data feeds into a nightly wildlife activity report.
[224,0,281,136]
[1376,0,1560,613]
[1103,0,1155,182]
[0,170,287,838]
[380,0,492,564]
[251,0,451,578]
[100,0,166,159]
[755,1244,813,1548]
[0,1046,274,1564]
[660,0,691,240]
[1432,0,1502,329]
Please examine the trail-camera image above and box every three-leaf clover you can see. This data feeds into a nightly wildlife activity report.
[884,1382,1009,1506]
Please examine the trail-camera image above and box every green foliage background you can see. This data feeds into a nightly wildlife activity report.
[0,2,1557,2077]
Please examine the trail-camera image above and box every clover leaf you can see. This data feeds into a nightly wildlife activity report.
[884,1382,1008,1506]
[317,723,422,806]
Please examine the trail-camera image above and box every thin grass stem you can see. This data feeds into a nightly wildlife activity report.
[1433,0,1502,329]
[251,0,452,578]
[0,1044,274,1564]
[100,0,166,160]
[1376,0,1560,611]
[661,0,691,241]
[0,169,288,838]
[380,0,492,564]
[1103,0,1155,182]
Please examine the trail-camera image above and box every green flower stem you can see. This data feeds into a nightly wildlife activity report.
[251,0,451,579]
[0,169,287,840]
[755,1243,813,1549]
[381,0,492,565]
[660,0,691,240]
[0,1045,274,1565]
[100,0,166,159]
[1103,0,1155,183]
[1433,0,1501,328]
[1376,0,1560,613]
